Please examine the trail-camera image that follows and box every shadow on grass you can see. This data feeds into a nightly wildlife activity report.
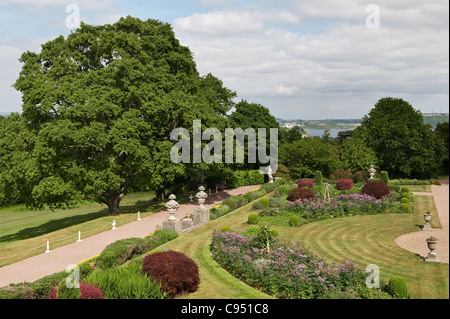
[0,208,110,243]
[0,198,165,244]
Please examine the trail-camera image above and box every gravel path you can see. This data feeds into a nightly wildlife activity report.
[0,185,261,288]
[395,185,449,263]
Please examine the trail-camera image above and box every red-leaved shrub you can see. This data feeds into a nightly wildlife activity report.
[297,180,314,189]
[142,250,200,298]
[361,181,390,199]
[335,179,354,191]
[80,283,104,299]
[47,283,104,299]
[287,187,316,202]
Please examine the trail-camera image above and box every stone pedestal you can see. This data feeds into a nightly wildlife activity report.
[193,206,209,225]
[422,223,433,231]
[181,218,194,229]
[162,194,181,234]
[163,219,181,234]
[425,240,440,262]
[425,252,440,263]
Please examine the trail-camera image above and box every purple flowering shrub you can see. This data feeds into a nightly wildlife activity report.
[290,193,402,219]
[210,230,367,299]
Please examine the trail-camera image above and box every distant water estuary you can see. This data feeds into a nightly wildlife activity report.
[304,129,349,138]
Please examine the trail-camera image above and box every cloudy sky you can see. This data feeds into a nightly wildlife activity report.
[0,0,448,119]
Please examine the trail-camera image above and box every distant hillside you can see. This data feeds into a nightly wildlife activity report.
[423,113,449,129]
[278,113,449,130]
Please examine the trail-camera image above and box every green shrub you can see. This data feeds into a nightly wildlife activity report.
[400,197,410,205]
[222,195,247,211]
[221,226,231,232]
[243,225,261,237]
[380,171,389,185]
[400,187,410,193]
[288,215,300,227]
[248,213,260,225]
[251,201,266,210]
[96,231,178,269]
[150,229,179,244]
[385,276,408,299]
[260,183,277,193]
[400,203,411,213]
[84,260,167,299]
[56,278,80,299]
[97,237,145,269]
[268,195,285,207]
[259,197,269,207]
[226,170,264,188]
[314,171,323,186]
[270,229,280,237]
[400,192,411,200]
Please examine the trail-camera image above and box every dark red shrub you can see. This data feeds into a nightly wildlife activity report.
[48,286,57,299]
[287,187,316,201]
[297,180,314,189]
[330,170,353,180]
[48,283,104,299]
[335,179,354,191]
[80,283,104,299]
[142,250,200,298]
[361,181,390,199]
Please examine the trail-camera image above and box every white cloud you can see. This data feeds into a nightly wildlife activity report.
[173,2,448,118]
[174,11,264,35]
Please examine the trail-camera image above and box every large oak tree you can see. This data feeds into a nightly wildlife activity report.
[13,16,235,214]
[356,97,444,178]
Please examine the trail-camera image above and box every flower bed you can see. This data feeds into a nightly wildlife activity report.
[259,193,404,227]
[210,229,390,299]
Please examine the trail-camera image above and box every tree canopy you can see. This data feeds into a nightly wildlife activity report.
[12,16,236,214]
[357,97,444,178]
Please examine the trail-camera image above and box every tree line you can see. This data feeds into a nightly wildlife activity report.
[0,17,448,214]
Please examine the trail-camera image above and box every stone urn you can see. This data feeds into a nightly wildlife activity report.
[425,237,440,262]
[427,237,438,251]
[423,212,433,231]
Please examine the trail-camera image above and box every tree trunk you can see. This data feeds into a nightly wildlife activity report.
[107,194,124,215]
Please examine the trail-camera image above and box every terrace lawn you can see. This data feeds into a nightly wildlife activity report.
[139,193,448,299]
[0,191,178,267]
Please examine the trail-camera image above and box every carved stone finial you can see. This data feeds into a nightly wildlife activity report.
[166,194,179,221]
[196,186,208,208]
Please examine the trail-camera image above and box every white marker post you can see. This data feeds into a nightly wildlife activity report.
[112,220,116,230]
[137,211,141,221]
[45,241,51,253]
[77,231,82,242]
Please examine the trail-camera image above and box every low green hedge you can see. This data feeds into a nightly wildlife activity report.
[94,229,179,270]
[210,179,290,220]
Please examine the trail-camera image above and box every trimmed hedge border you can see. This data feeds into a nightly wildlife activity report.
[210,179,289,220]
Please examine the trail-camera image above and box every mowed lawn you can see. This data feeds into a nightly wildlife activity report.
[144,192,448,299]
[0,191,172,267]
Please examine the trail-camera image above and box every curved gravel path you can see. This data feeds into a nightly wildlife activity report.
[0,185,261,288]
[395,185,449,263]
